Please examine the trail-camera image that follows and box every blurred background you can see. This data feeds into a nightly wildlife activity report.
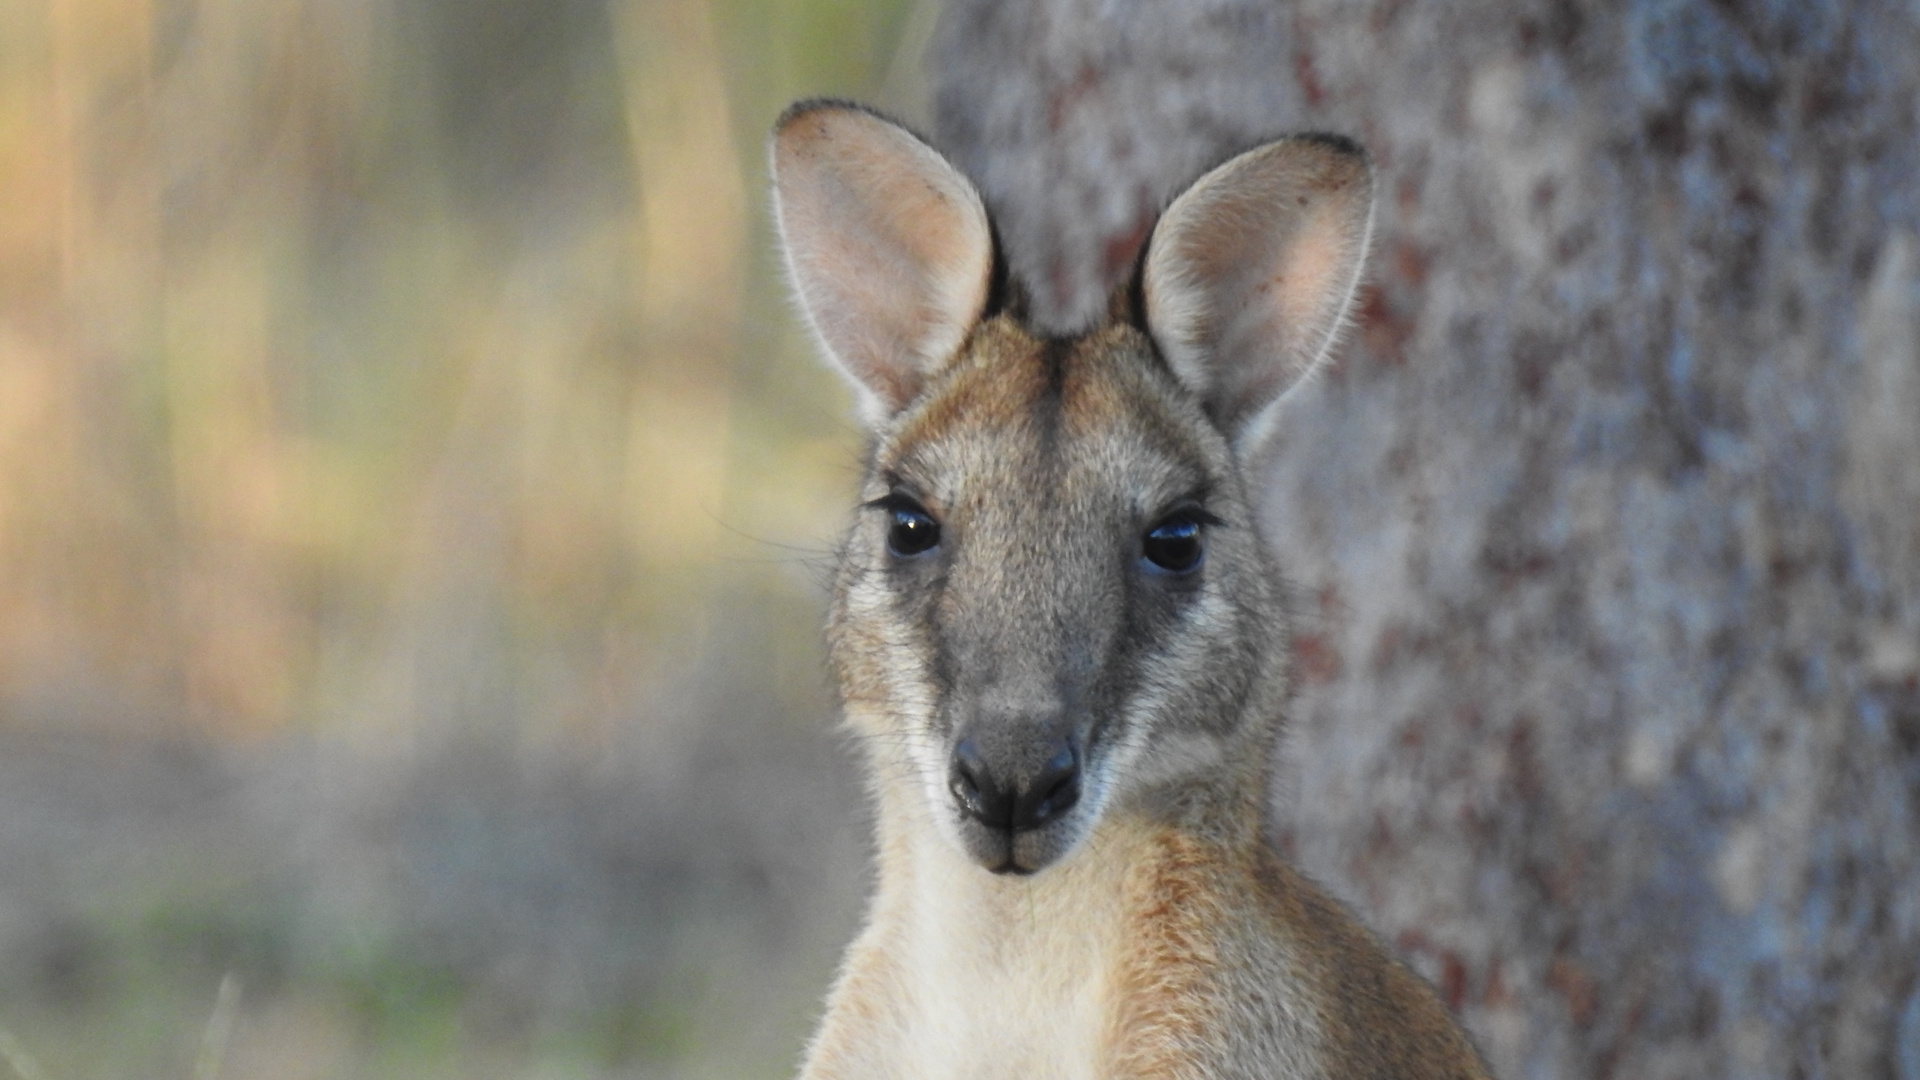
[0,0,938,1075]
[8,0,1920,1078]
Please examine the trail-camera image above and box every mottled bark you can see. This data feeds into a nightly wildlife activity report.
[930,0,1300,333]
[931,2,1920,1077]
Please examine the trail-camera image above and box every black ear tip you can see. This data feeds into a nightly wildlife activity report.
[1291,131,1370,163]
[774,98,867,138]
[772,99,929,144]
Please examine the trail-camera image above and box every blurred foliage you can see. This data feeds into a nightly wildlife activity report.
[0,0,922,740]
[0,0,924,1074]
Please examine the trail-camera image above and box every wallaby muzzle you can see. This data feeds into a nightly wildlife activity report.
[946,748,1084,872]
[948,714,1083,871]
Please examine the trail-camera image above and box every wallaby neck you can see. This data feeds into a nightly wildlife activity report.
[877,797,1149,1077]
[863,768,1272,1079]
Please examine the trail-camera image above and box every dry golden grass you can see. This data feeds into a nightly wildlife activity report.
[0,0,920,742]
[0,1,919,1073]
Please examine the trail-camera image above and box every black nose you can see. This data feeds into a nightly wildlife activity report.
[950,736,1081,832]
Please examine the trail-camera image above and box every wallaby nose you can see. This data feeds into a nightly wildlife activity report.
[950,736,1081,832]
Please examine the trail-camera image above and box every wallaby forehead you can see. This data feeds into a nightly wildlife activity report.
[880,318,1221,511]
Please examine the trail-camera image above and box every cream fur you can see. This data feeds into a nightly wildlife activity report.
[779,104,1489,1080]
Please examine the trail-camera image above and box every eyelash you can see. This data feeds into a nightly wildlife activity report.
[864,493,941,558]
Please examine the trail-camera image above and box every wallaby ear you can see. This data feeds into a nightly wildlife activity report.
[1142,134,1374,454]
[771,102,995,426]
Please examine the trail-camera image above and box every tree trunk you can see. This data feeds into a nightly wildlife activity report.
[931,2,1920,1077]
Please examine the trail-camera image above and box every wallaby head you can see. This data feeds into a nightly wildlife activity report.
[772,101,1373,877]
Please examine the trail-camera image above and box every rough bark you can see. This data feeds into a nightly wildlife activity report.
[930,0,1301,333]
[931,2,1920,1077]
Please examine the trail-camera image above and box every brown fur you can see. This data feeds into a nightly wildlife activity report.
[773,102,1492,1080]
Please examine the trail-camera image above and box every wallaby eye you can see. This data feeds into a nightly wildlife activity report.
[889,507,941,557]
[1143,519,1202,573]
[1142,512,1210,574]
[866,493,941,558]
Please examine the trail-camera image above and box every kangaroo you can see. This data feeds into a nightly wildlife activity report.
[771,100,1491,1080]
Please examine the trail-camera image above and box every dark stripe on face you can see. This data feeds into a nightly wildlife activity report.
[1032,337,1071,456]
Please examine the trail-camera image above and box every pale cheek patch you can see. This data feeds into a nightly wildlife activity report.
[1094,588,1239,801]
[836,534,976,847]
[1117,730,1230,793]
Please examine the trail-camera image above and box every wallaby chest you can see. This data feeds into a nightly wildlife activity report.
[885,836,1131,1080]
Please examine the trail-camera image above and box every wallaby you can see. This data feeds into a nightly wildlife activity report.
[771,100,1491,1080]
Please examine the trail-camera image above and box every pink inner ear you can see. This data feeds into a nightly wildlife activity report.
[1141,136,1373,446]
[772,106,995,424]
[1276,206,1352,348]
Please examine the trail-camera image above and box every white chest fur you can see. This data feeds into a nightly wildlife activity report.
[886,830,1133,1080]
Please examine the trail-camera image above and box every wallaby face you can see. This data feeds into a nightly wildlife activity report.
[773,102,1373,877]
[773,103,1490,1080]
[830,318,1282,874]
